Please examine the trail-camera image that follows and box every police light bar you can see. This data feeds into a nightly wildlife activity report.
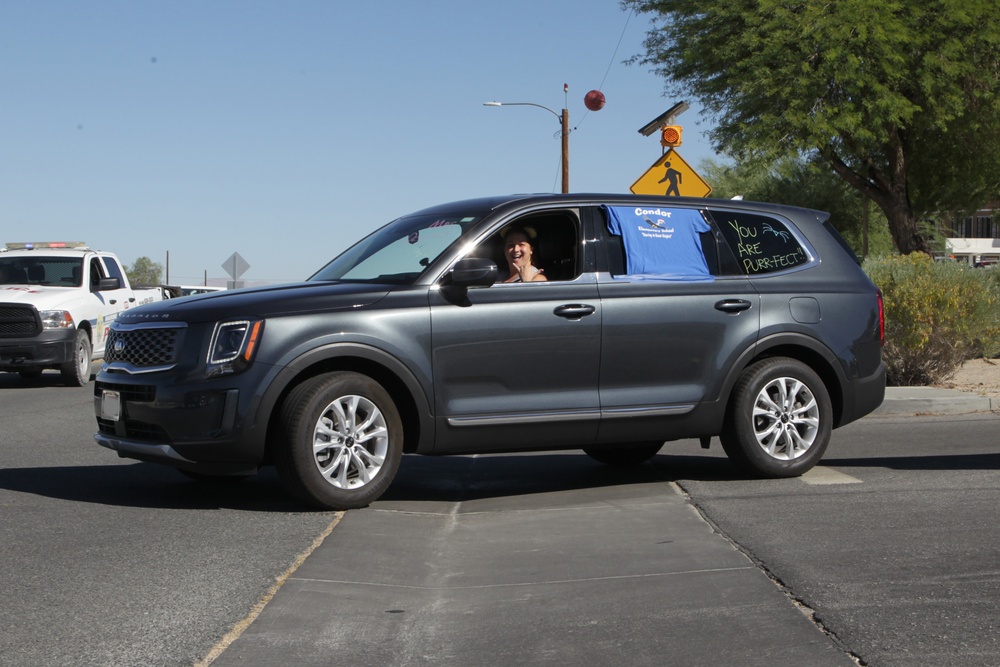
[5,242,89,250]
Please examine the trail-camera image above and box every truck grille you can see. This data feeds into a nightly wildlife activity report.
[105,326,182,368]
[0,304,41,337]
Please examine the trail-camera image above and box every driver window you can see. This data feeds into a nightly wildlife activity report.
[89,258,106,290]
[474,211,581,283]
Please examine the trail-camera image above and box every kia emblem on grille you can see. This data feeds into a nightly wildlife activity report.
[113,339,125,355]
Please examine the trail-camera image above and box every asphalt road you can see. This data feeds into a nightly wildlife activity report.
[2,369,999,666]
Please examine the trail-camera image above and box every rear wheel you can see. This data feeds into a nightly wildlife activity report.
[60,330,92,387]
[583,442,663,466]
[720,357,831,478]
[275,371,403,510]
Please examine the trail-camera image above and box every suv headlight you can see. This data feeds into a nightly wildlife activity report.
[206,319,263,377]
[40,310,75,329]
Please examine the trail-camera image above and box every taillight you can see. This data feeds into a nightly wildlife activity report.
[876,288,885,346]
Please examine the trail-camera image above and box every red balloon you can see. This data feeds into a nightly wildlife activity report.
[584,89,606,111]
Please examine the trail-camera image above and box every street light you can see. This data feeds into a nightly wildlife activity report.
[483,100,570,193]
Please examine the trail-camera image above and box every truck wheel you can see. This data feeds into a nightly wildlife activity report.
[720,357,831,478]
[583,442,663,466]
[275,371,403,510]
[60,330,92,387]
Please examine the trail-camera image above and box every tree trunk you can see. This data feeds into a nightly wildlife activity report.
[823,131,933,255]
[880,198,931,255]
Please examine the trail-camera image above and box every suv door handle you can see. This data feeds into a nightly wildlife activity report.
[715,299,752,313]
[554,304,596,320]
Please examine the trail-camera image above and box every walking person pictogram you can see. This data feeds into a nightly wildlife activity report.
[658,161,682,196]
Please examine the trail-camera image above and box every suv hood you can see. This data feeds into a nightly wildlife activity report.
[115,281,392,325]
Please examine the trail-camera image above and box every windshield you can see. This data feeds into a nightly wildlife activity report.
[309,213,483,284]
[0,256,83,286]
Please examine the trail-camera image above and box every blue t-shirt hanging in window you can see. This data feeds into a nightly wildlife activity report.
[604,205,712,280]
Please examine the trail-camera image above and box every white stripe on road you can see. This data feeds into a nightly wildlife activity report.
[802,466,862,485]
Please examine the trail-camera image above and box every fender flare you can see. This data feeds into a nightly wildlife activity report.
[251,341,435,456]
[716,332,847,418]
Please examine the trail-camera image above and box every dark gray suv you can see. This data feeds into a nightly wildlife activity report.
[94,194,885,509]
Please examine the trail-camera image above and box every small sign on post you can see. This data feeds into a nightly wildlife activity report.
[630,149,712,198]
[222,252,250,289]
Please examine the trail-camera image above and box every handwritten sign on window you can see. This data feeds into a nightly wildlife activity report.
[711,210,808,275]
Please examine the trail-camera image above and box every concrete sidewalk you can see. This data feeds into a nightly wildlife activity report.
[874,386,997,416]
[203,388,994,667]
[209,460,857,667]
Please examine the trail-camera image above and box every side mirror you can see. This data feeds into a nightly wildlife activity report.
[96,277,121,291]
[444,257,497,288]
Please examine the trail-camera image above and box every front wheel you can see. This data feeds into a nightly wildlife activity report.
[720,357,832,478]
[60,330,92,387]
[275,371,403,510]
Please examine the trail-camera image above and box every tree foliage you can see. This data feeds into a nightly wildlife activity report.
[624,0,1000,254]
[126,256,163,286]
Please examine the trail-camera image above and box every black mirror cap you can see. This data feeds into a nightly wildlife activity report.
[445,257,498,288]
[97,277,121,291]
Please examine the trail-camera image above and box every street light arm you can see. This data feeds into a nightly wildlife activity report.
[483,101,561,122]
[483,100,570,193]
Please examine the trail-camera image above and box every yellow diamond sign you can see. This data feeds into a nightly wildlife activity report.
[630,148,712,198]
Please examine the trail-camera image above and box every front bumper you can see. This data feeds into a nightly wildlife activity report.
[93,367,269,469]
[0,329,76,371]
[93,433,259,476]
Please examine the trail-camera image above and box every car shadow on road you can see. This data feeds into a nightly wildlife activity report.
[825,451,1000,471]
[0,450,743,511]
[381,451,743,504]
[0,462,306,512]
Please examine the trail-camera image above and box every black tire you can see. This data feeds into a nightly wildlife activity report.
[720,357,832,478]
[60,330,92,387]
[583,442,663,466]
[274,371,403,510]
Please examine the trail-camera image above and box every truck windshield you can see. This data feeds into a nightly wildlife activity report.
[0,257,83,286]
[309,213,482,284]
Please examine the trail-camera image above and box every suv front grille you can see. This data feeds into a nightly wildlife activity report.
[0,304,41,337]
[105,326,182,368]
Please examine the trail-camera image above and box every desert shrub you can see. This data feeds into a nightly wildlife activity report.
[863,254,1000,385]
[979,267,1000,358]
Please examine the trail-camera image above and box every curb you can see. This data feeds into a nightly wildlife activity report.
[873,387,997,416]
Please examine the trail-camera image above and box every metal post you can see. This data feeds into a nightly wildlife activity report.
[561,108,569,193]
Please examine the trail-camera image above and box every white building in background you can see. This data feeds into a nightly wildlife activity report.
[946,204,999,266]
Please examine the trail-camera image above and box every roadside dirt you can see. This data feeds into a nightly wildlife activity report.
[932,357,1000,400]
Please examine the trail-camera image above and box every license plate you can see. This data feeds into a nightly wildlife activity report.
[101,390,121,422]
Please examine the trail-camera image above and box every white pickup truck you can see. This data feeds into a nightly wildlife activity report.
[0,242,162,385]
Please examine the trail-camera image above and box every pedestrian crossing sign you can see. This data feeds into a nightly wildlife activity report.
[630,148,712,198]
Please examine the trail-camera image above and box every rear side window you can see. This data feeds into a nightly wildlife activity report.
[710,210,809,275]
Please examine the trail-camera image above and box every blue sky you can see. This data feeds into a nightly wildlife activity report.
[1,1,719,285]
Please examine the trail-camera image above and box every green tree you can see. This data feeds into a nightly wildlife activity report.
[624,0,1000,254]
[701,154,896,257]
[126,256,163,286]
